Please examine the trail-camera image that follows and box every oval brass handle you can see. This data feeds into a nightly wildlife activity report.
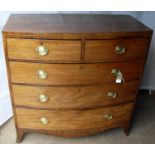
[107,91,117,99]
[104,114,113,121]
[111,68,120,77]
[39,117,49,125]
[38,94,49,103]
[36,45,48,56]
[115,45,125,54]
[36,70,48,79]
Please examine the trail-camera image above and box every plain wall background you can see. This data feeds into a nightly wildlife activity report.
[0,11,154,125]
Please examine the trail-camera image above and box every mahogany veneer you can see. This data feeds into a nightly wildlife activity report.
[2,14,153,143]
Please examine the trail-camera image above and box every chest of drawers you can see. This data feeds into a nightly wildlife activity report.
[2,14,152,143]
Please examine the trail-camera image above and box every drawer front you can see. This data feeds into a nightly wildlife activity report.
[13,81,139,109]
[16,102,134,130]
[85,39,149,61]
[10,60,144,85]
[7,38,81,61]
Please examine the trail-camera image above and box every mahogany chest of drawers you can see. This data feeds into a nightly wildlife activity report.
[2,14,152,143]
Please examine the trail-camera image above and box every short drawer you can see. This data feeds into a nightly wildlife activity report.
[16,102,134,131]
[85,39,149,61]
[13,81,139,109]
[7,38,81,61]
[10,60,144,85]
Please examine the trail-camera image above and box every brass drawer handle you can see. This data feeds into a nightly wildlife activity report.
[36,45,48,56]
[115,45,126,54]
[111,68,120,77]
[107,91,117,99]
[39,117,49,125]
[104,114,113,121]
[111,68,125,83]
[38,94,49,103]
[36,70,48,79]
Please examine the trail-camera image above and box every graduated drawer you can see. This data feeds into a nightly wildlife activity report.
[13,81,139,109]
[7,38,81,61]
[85,39,149,61]
[10,60,144,85]
[16,102,134,131]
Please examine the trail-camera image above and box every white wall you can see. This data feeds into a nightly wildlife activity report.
[0,11,154,125]
[0,12,12,125]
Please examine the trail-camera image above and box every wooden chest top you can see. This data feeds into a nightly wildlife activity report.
[3,14,152,39]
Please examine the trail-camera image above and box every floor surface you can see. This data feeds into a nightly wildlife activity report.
[0,91,155,144]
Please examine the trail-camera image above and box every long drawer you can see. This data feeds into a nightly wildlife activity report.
[85,39,149,61]
[7,38,81,61]
[13,81,139,109]
[10,60,144,85]
[16,102,134,131]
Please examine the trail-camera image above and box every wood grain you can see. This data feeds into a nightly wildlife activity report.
[16,102,134,131]
[9,60,144,85]
[85,39,150,61]
[2,14,153,142]
[13,81,139,109]
[2,33,21,140]
[7,38,81,61]
[3,14,152,39]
